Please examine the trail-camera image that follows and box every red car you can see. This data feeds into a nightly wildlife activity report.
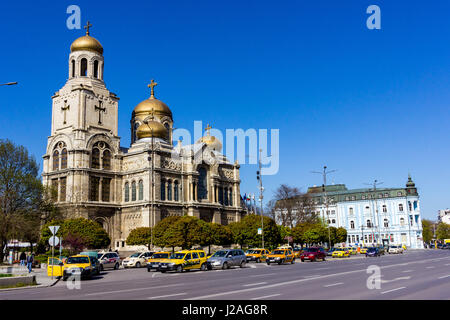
[300,247,326,262]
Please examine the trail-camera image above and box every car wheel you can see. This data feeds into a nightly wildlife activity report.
[311,257,315,262]
[176,265,183,273]
[222,262,228,270]
[240,261,246,268]
[147,267,151,272]
[301,259,304,262]
[200,263,207,271]
[135,262,141,268]
[322,256,326,261]
[161,270,166,273]
[114,263,119,270]
[267,262,270,265]
[62,276,67,281]
[278,260,282,265]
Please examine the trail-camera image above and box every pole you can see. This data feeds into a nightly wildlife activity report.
[258,149,264,249]
[0,82,18,86]
[51,241,54,280]
[151,128,155,250]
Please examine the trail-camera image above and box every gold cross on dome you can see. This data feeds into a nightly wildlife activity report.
[148,79,158,98]
[84,21,92,35]
[205,123,212,135]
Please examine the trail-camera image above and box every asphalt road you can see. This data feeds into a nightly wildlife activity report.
[0,250,449,300]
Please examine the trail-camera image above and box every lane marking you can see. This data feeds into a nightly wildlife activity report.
[438,275,450,279]
[251,294,281,300]
[148,293,187,299]
[249,273,277,278]
[323,282,343,287]
[85,283,182,296]
[186,256,450,300]
[402,270,413,273]
[426,266,435,269]
[243,282,267,287]
[380,287,406,295]
[381,276,411,283]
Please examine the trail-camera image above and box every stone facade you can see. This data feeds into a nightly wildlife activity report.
[42,29,245,251]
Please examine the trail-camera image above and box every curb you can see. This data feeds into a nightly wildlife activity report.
[0,275,60,292]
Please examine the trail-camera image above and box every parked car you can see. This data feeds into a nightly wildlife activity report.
[62,255,95,281]
[147,252,172,272]
[97,252,121,271]
[266,249,295,265]
[300,247,326,262]
[293,247,303,258]
[366,247,383,257]
[245,248,270,263]
[80,251,101,275]
[122,251,154,268]
[207,249,247,270]
[388,245,404,254]
[359,247,368,254]
[347,247,358,255]
[158,250,208,273]
[332,248,350,258]
[326,248,337,256]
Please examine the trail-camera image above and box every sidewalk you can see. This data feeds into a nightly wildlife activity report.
[0,265,59,291]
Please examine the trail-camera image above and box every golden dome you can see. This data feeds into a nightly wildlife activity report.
[134,96,172,119]
[136,121,167,140]
[70,35,103,54]
[197,124,222,151]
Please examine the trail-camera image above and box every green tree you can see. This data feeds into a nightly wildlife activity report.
[422,219,434,243]
[41,218,110,252]
[199,221,232,254]
[126,227,153,250]
[153,216,182,251]
[169,216,204,250]
[0,139,42,261]
[279,225,292,245]
[228,221,246,248]
[436,222,450,240]
[233,214,281,249]
[336,227,348,244]
[303,225,327,245]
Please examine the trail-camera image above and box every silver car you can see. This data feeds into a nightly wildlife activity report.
[207,249,247,270]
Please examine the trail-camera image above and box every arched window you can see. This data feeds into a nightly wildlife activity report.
[92,148,100,169]
[61,149,67,169]
[131,181,137,201]
[138,180,143,200]
[160,179,166,200]
[400,217,405,226]
[218,187,223,204]
[350,221,355,229]
[167,180,172,201]
[224,188,228,206]
[367,220,372,228]
[71,60,75,78]
[174,181,179,201]
[102,178,110,202]
[102,150,111,170]
[349,207,354,215]
[399,203,404,212]
[93,60,99,78]
[229,188,233,206]
[197,167,208,200]
[89,176,100,201]
[124,182,129,202]
[384,219,389,228]
[52,150,59,171]
[382,205,387,213]
[80,58,88,76]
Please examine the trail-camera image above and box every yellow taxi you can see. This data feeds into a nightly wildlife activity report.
[332,248,350,258]
[293,247,303,258]
[62,255,95,281]
[359,247,368,254]
[47,257,64,277]
[266,248,295,265]
[146,251,172,272]
[157,250,208,273]
[245,248,270,263]
[346,247,357,255]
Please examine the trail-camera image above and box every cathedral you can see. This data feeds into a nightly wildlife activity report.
[42,23,245,251]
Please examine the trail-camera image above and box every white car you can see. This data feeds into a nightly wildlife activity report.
[122,251,154,268]
[388,245,404,254]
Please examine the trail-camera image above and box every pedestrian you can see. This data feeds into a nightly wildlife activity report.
[19,251,26,266]
[26,253,34,273]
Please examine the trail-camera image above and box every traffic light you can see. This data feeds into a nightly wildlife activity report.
[256,170,260,180]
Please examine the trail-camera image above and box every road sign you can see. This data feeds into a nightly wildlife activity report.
[49,226,60,235]
[49,236,60,247]
[257,228,262,235]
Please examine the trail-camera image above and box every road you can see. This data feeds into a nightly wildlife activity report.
[0,250,449,300]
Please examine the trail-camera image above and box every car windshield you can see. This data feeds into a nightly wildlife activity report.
[130,253,141,258]
[368,248,377,251]
[170,253,186,259]
[67,257,89,264]
[271,250,285,255]
[212,251,228,257]
[293,248,301,251]
[390,246,398,248]
[97,254,103,259]
[304,248,318,252]
[152,253,169,259]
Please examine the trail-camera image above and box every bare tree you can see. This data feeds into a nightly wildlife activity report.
[269,184,318,228]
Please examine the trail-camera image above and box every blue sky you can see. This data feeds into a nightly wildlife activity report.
[0,1,449,220]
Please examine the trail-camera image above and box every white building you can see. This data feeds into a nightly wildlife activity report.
[307,175,424,249]
[438,209,450,225]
